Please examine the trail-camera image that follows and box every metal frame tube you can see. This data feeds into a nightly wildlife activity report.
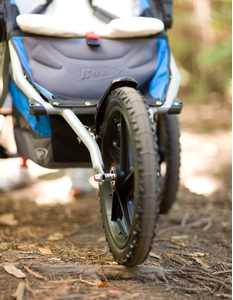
[8,39,57,114]
[61,109,104,174]
[9,38,104,174]
[155,52,181,114]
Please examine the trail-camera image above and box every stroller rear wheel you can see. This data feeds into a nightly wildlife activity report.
[99,87,160,266]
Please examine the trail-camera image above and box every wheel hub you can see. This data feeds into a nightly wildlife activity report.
[110,165,117,191]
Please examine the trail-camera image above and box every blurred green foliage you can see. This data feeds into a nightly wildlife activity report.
[168,0,232,105]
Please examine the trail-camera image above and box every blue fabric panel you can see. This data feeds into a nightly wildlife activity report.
[149,39,169,100]
[10,80,51,137]
[12,36,33,78]
[10,0,15,3]
[139,0,151,13]
[11,37,53,98]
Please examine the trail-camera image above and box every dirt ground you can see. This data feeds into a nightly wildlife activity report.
[0,106,231,300]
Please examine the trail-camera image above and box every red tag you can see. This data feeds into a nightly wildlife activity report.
[86,32,100,40]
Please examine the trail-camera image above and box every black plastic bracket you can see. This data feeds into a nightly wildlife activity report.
[29,98,47,116]
[168,98,183,114]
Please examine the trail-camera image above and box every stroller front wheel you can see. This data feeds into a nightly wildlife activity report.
[99,87,160,266]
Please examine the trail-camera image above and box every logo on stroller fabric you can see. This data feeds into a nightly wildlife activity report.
[35,148,48,160]
[69,66,120,81]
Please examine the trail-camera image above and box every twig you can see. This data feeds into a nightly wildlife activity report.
[168,286,209,294]
[216,293,232,298]
[212,270,232,275]
[186,218,212,231]
[25,279,37,300]
[12,263,167,282]
[12,282,26,300]
[191,275,231,291]
[50,278,98,286]
[157,225,181,236]
[55,292,106,300]
[181,214,191,227]
[99,265,109,284]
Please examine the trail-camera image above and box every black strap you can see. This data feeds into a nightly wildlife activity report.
[88,0,93,8]
[30,0,53,14]
[157,0,173,29]
[93,6,118,23]
[30,0,117,23]
[0,0,6,41]
[88,0,118,23]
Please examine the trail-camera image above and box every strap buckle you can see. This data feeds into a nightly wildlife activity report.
[86,32,100,47]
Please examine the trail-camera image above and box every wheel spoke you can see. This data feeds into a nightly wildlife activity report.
[111,191,122,221]
[107,146,120,163]
[116,191,132,233]
[120,115,129,171]
[109,116,135,232]
[120,170,134,194]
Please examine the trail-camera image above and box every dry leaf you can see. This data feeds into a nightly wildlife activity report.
[171,235,189,240]
[97,237,106,242]
[4,264,26,278]
[0,242,8,250]
[149,252,162,260]
[13,244,35,251]
[94,280,108,287]
[148,261,161,267]
[172,241,186,247]
[193,252,209,257]
[109,289,123,294]
[38,245,52,255]
[49,257,62,261]
[192,257,210,268]
[24,266,46,280]
[0,213,18,226]
[47,232,64,241]
[166,253,175,259]
[51,283,69,297]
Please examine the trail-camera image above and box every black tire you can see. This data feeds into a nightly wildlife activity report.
[99,87,160,266]
[157,114,180,214]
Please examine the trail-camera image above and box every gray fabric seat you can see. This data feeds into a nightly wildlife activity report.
[22,36,159,102]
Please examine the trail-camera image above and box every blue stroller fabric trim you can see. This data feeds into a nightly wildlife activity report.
[11,36,53,99]
[139,0,151,13]
[10,80,52,137]
[149,38,169,100]
[12,36,33,78]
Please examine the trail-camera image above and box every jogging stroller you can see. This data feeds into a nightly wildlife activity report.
[0,0,182,266]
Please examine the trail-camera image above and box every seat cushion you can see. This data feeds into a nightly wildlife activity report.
[16,14,164,38]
